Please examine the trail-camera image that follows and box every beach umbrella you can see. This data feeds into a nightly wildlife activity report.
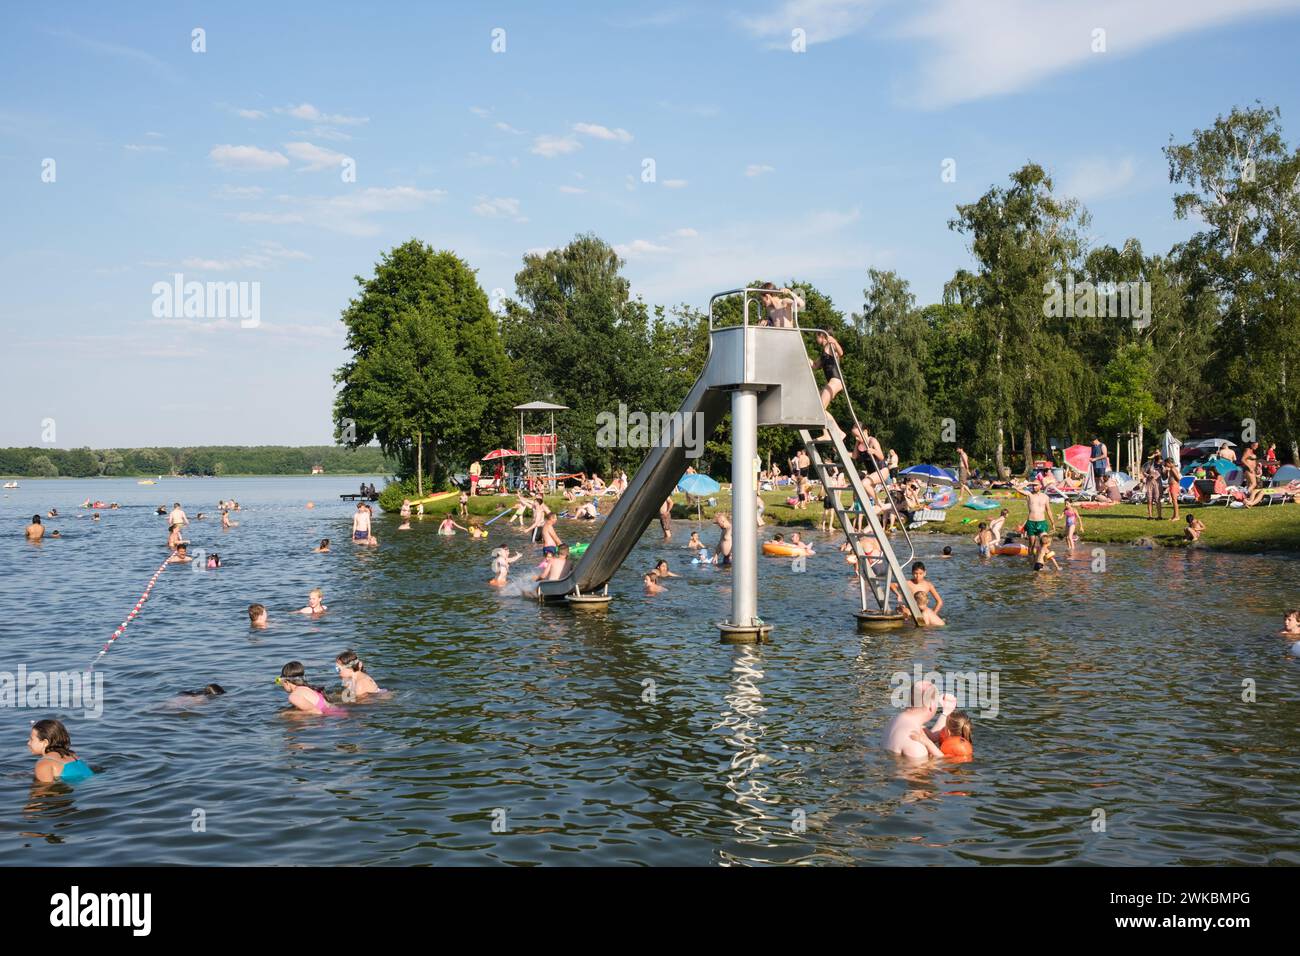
[1161,430,1181,463]
[1063,444,1093,474]
[480,448,520,460]
[1188,457,1236,477]
[898,464,954,485]
[677,473,722,521]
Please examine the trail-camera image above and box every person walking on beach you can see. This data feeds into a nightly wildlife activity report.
[956,446,972,500]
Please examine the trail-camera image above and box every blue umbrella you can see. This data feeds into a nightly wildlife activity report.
[1186,457,1236,477]
[899,464,955,485]
[677,473,721,497]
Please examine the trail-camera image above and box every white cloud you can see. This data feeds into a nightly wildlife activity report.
[559,185,587,194]
[1061,156,1138,202]
[209,144,289,171]
[531,134,581,158]
[124,143,166,153]
[277,103,368,125]
[671,227,698,238]
[470,106,491,118]
[236,109,267,120]
[179,241,311,272]
[274,186,446,236]
[741,0,881,45]
[662,179,688,188]
[573,122,633,143]
[284,141,351,171]
[897,0,1300,108]
[745,164,775,177]
[473,197,523,218]
[495,121,524,134]
[615,239,672,258]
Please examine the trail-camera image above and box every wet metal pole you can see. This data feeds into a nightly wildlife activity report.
[719,385,770,642]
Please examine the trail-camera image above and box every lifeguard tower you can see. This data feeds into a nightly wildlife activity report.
[515,401,567,493]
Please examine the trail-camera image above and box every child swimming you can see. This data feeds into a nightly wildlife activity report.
[335,650,380,700]
[297,588,327,615]
[1033,535,1060,572]
[974,522,995,557]
[938,710,974,761]
[180,683,226,698]
[653,559,679,579]
[490,546,522,586]
[644,570,666,594]
[438,517,468,536]
[685,531,703,553]
[314,538,331,553]
[29,719,94,783]
[275,662,346,715]
[248,603,268,629]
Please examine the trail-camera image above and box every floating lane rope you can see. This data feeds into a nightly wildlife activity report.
[88,553,175,671]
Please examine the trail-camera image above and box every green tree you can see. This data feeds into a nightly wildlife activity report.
[1097,343,1163,448]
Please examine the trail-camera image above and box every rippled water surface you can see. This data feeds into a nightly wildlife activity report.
[2,477,1299,865]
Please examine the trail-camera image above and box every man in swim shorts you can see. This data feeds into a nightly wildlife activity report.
[351,502,371,543]
[25,514,44,540]
[714,512,733,566]
[1023,482,1055,563]
[540,512,562,555]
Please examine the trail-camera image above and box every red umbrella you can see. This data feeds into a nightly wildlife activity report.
[1063,444,1092,474]
[481,448,520,461]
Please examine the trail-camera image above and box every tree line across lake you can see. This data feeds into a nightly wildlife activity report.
[336,103,1300,491]
[0,445,393,478]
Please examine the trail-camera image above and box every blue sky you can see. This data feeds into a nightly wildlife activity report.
[3,0,1299,447]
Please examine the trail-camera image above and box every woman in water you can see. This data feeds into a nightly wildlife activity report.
[29,719,94,783]
[297,588,327,615]
[335,650,380,701]
[276,662,345,715]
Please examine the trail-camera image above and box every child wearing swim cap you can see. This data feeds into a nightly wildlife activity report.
[335,650,380,700]
[938,711,974,761]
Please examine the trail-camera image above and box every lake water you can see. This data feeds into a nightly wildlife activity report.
[2,476,1299,865]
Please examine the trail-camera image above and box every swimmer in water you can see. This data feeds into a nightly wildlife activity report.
[46,508,58,518]
[938,710,974,761]
[973,522,995,557]
[335,650,380,700]
[297,588,327,615]
[940,546,953,558]
[884,682,955,760]
[653,559,680,579]
[25,515,44,541]
[29,719,94,783]
[206,553,220,570]
[540,512,563,555]
[468,521,487,538]
[644,569,666,594]
[891,561,945,627]
[167,523,184,549]
[314,538,331,553]
[438,516,469,536]
[248,603,268,629]
[686,531,703,553]
[1281,610,1300,636]
[789,531,815,556]
[490,546,522,586]
[180,683,226,698]
[167,543,191,564]
[221,509,238,529]
[276,662,345,715]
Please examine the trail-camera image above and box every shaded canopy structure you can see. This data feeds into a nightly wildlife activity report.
[515,401,568,491]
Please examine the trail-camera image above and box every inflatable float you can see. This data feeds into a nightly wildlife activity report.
[994,543,1029,557]
[405,490,458,509]
[763,541,806,557]
[964,496,1000,511]
[569,542,590,557]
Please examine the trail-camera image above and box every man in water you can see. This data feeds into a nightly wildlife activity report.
[884,681,956,760]
[540,512,563,556]
[659,496,673,541]
[351,502,371,543]
[714,512,733,565]
[892,561,945,627]
[25,514,44,540]
[168,501,188,529]
[1024,482,1055,562]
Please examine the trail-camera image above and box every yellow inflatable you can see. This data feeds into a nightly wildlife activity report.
[763,541,804,557]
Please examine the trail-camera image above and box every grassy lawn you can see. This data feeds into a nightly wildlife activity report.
[404,488,1300,552]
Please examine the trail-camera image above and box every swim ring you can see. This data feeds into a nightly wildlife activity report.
[994,543,1029,557]
[763,541,804,557]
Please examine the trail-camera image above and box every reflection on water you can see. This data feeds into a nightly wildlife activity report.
[2,477,1299,866]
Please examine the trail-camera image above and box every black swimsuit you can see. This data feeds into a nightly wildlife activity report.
[820,346,843,383]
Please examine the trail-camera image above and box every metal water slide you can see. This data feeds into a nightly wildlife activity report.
[536,287,923,634]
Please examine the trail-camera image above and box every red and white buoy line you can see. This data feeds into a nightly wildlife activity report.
[88,552,175,671]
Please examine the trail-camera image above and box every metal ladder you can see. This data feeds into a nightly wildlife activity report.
[798,424,923,622]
